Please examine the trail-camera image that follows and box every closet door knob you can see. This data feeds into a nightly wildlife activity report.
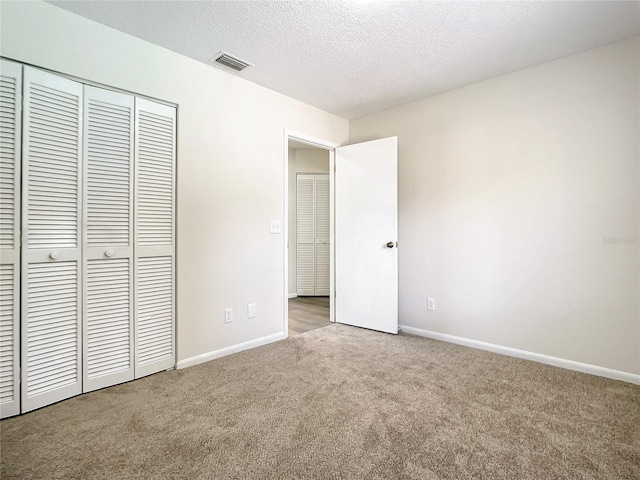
[386,242,395,248]
[104,249,114,258]
[49,251,60,260]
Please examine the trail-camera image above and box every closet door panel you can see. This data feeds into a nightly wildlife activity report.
[134,98,175,379]
[21,67,83,413]
[297,244,314,295]
[297,174,330,297]
[315,243,330,296]
[136,256,172,369]
[296,174,315,295]
[314,175,330,295]
[0,60,22,418]
[25,262,79,399]
[83,86,134,392]
[85,258,132,388]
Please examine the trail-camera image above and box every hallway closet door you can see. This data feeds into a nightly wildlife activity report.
[314,175,330,295]
[21,67,83,413]
[82,86,135,392]
[296,174,314,295]
[0,60,22,418]
[134,98,176,378]
[296,174,329,296]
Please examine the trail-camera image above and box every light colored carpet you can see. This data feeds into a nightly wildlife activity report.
[1,324,639,479]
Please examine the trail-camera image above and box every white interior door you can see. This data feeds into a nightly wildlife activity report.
[296,174,314,295]
[314,175,330,295]
[134,98,176,378]
[82,86,135,392]
[297,174,330,296]
[0,60,22,418]
[335,137,398,334]
[21,67,83,412]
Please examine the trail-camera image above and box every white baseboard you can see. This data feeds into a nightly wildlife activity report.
[400,325,640,385]
[176,331,287,370]
[287,293,298,299]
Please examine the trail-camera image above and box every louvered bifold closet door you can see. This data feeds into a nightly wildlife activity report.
[0,60,22,418]
[82,86,134,392]
[314,175,330,296]
[134,98,176,379]
[21,67,83,413]
[296,174,315,296]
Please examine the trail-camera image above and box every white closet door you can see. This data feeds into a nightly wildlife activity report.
[0,60,22,418]
[21,67,83,413]
[297,174,330,297]
[82,86,134,392]
[134,98,175,379]
[296,174,315,295]
[314,175,330,295]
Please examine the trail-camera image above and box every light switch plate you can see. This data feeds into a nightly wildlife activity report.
[247,303,256,319]
[427,298,435,311]
[270,220,281,234]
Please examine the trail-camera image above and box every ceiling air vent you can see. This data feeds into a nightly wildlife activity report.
[210,51,253,72]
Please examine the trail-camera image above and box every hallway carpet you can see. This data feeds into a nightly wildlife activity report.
[2,324,639,479]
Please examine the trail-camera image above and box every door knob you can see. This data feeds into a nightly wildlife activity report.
[386,242,395,248]
[49,251,60,260]
[104,249,114,257]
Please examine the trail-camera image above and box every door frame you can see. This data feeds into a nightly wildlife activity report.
[283,129,339,336]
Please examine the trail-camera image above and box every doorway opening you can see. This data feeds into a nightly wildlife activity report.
[284,131,338,337]
[284,132,399,338]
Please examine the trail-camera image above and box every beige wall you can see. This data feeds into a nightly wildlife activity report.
[0,1,348,362]
[287,148,330,295]
[350,36,640,375]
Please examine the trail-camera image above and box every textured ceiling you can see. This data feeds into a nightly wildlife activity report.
[49,1,640,119]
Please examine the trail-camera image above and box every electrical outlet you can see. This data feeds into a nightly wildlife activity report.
[270,220,281,234]
[427,298,435,311]
[225,308,233,323]
[247,303,256,319]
